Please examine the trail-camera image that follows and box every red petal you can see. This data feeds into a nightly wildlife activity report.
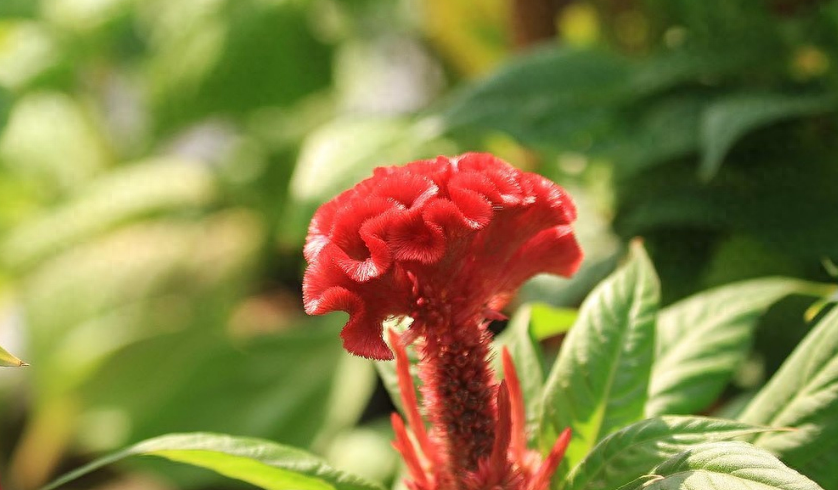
[501,348,528,465]
[341,312,394,360]
[371,172,439,209]
[304,199,341,261]
[329,198,395,282]
[456,153,525,204]
[486,381,513,485]
[528,428,571,490]
[391,413,431,489]
[423,198,477,233]
[449,171,503,205]
[303,286,393,359]
[405,156,454,190]
[386,209,447,264]
[521,173,577,224]
[448,187,493,229]
[389,329,435,460]
[301,259,343,314]
[505,225,583,288]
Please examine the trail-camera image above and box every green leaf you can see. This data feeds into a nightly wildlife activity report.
[440,45,758,152]
[609,94,703,176]
[491,303,577,441]
[529,303,578,340]
[564,416,781,490]
[0,343,28,367]
[739,306,838,489]
[41,432,385,490]
[493,304,547,439]
[540,242,660,471]
[146,0,333,130]
[442,47,633,149]
[0,85,12,137]
[699,92,837,180]
[75,318,369,453]
[646,278,827,417]
[1,158,216,271]
[618,441,823,490]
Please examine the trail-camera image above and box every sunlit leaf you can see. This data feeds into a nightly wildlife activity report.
[564,416,781,490]
[739,306,838,489]
[41,432,385,490]
[2,158,216,271]
[541,242,659,472]
[618,441,823,490]
[0,92,112,191]
[647,278,828,416]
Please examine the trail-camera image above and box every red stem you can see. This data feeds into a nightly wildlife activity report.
[419,319,497,475]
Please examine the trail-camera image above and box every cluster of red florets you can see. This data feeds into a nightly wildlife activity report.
[303,153,582,360]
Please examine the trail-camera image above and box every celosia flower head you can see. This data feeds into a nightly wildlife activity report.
[303,153,582,360]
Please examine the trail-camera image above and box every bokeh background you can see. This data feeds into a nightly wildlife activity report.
[1,0,837,489]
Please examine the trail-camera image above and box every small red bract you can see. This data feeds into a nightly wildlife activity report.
[302,152,583,360]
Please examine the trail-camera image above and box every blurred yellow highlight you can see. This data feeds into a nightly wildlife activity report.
[558,3,600,47]
[791,45,830,80]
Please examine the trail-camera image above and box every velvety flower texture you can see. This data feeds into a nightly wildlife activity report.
[303,152,582,360]
[303,153,582,490]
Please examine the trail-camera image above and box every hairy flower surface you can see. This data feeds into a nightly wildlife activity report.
[303,153,582,360]
[303,153,581,490]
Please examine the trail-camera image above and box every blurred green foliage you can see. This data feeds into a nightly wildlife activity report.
[0,0,836,489]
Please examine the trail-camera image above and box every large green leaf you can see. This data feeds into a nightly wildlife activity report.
[75,318,373,453]
[699,92,837,180]
[564,416,779,490]
[646,278,827,416]
[440,45,761,152]
[609,94,703,176]
[442,47,631,149]
[739,306,838,489]
[1,158,216,271]
[144,0,333,130]
[540,242,660,471]
[41,432,385,490]
[618,441,823,490]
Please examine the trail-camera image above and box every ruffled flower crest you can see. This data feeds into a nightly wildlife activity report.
[302,153,582,360]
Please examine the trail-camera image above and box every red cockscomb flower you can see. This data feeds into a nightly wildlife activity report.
[303,153,581,359]
[303,153,582,490]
